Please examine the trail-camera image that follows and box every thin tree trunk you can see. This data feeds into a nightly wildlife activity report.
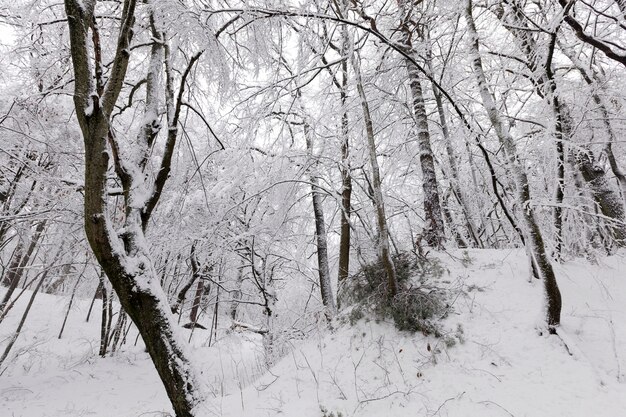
[466,0,561,329]
[86,280,102,323]
[0,269,47,370]
[337,0,352,285]
[110,307,127,353]
[172,244,201,315]
[558,41,626,210]
[58,269,83,339]
[304,123,336,318]
[99,271,110,357]
[352,53,398,298]
[186,247,209,329]
[394,4,445,248]
[493,3,568,257]
[230,261,244,320]
[0,221,46,313]
[404,59,445,248]
[430,73,482,248]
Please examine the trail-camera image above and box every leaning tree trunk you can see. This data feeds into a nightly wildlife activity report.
[352,53,398,298]
[465,0,561,329]
[64,2,204,415]
[0,221,46,314]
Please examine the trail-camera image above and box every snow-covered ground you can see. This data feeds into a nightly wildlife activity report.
[1,249,625,416]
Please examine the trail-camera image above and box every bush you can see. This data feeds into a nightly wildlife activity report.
[388,287,447,335]
[339,252,450,335]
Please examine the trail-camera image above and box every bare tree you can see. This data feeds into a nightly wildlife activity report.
[63,1,205,414]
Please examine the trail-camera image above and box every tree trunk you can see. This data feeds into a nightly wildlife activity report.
[558,41,626,212]
[304,123,336,319]
[337,0,352,285]
[64,2,204,414]
[574,149,626,246]
[187,250,209,328]
[405,60,445,248]
[352,53,398,298]
[466,0,561,329]
[229,261,244,320]
[0,270,48,370]
[493,3,568,257]
[396,1,445,248]
[429,65,482,248]
[0,221,46,313]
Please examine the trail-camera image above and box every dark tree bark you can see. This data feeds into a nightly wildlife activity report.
[337,0,352,286]
[397,0,445,248]
[171,244,201,316]
[557,0,626,69]
[63,2,204,415]
[304,122,336,319]
[186,248,209,329]
[574,149,626,246]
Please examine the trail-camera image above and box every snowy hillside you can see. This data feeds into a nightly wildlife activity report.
[2,249,625,417]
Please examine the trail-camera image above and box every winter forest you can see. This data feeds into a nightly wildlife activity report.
[1,0,626,416]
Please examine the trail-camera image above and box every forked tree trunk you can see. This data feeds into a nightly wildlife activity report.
[64,2,204,415]
[466,0,561,329]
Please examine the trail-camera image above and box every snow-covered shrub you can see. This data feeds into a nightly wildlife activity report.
[387,286,447,335]
[339,252,450,335]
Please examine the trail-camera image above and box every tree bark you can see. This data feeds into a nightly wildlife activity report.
[396,0,445,248]
[337,0,352,285]
[573,149,626,246]
[64,2,204,415]
[304,123,336,319]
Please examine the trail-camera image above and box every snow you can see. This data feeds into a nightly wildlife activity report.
[2,249,625,416]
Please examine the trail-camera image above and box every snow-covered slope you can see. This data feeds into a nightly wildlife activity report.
[2,249,625,416]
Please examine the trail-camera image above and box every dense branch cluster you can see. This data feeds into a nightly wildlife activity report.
[1,0,625,415]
